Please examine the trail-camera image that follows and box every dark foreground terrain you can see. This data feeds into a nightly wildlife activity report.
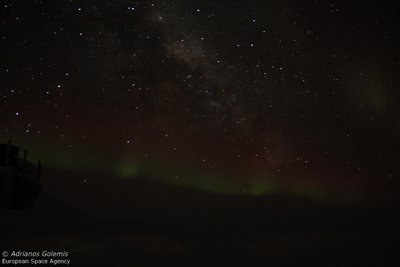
[1,170,397,266]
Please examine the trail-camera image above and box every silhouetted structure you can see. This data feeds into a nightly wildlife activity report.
[0,141,42,209]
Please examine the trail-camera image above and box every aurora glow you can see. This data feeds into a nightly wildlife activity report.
[2,3,398,266]
[1,0,399,205]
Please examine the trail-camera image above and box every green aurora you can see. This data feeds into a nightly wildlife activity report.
[2,134,361,203]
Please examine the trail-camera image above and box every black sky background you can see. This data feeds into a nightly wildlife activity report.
[1,0,400,202]
[1,1,400,266]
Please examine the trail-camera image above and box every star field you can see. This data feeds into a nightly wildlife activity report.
[1,0,399,202]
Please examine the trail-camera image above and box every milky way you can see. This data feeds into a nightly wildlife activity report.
[1,0,399,202]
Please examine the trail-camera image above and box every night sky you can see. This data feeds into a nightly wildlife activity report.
[1,0,399,202]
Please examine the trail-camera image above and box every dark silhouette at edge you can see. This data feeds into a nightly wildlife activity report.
[0,140,42,209]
